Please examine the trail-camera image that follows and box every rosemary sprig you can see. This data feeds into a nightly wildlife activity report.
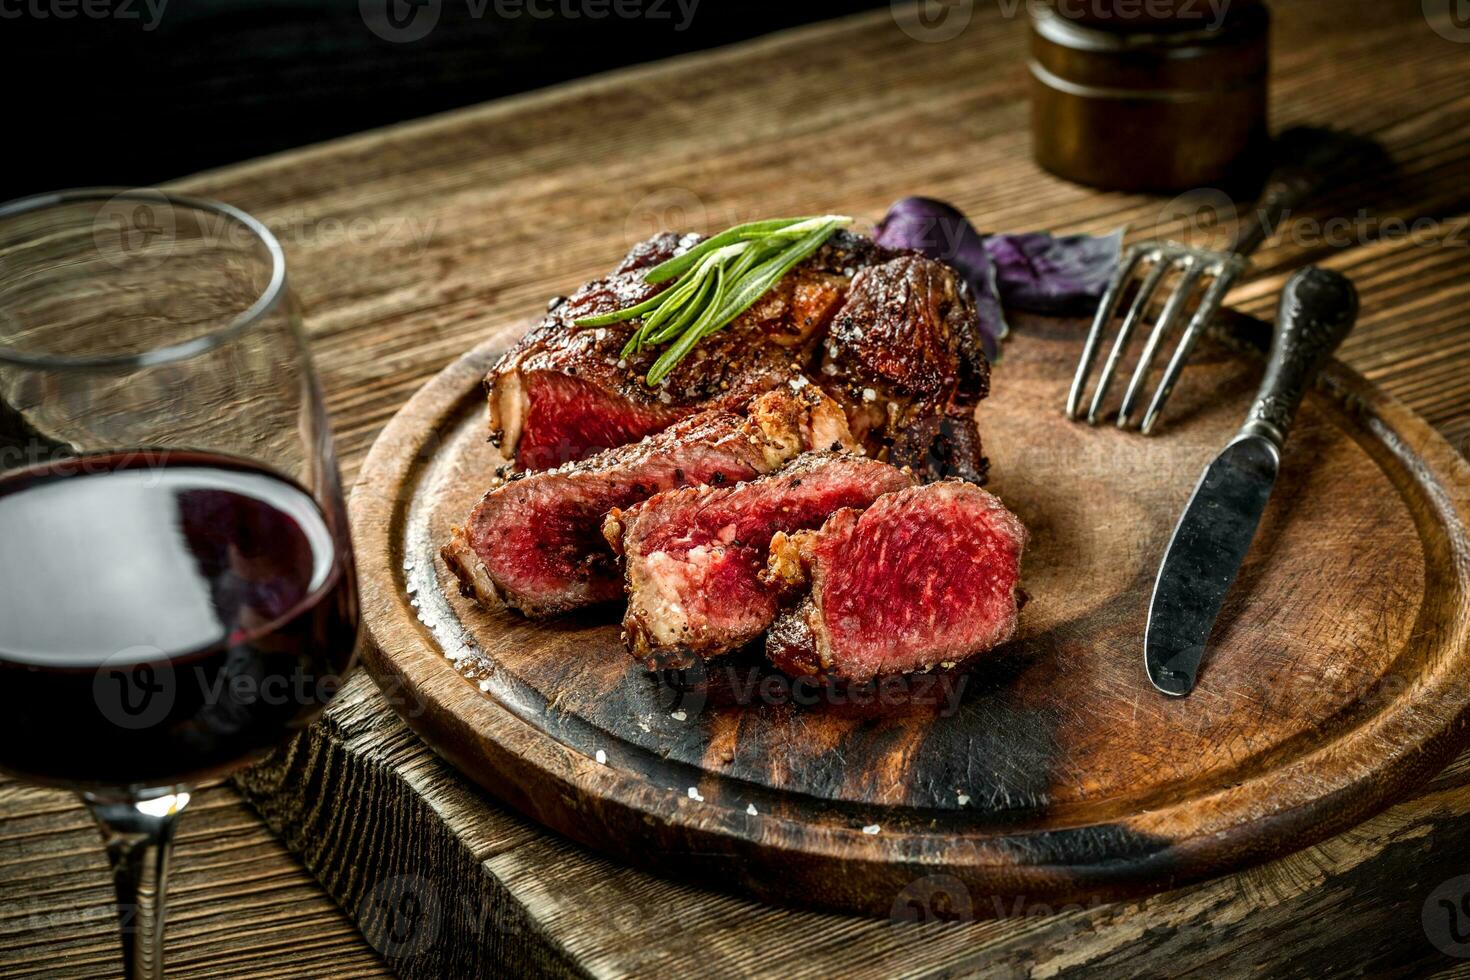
[575,215,852,386]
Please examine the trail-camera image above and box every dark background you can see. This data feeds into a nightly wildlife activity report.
[3,0,886,200]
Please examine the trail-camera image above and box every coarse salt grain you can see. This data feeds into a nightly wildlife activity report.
[862,824,881,835]
[670,709,687,721]
[746,803,758,816]
[687,787,704,802]
[595,749,607,765]
[957,794,970,806]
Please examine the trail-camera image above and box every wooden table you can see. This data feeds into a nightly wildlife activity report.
[3,1,1469,976]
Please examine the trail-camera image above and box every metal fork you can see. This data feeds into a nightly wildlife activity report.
[1066,128,1379,434]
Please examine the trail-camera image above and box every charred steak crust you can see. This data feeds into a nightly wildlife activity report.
[605,452,915,669]
[444,385,854,618]
[765,481,1026,681]
[818,254,990,483]
[488,230,890,471]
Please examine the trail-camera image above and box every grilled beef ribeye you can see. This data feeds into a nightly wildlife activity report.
[817,255,990,483]
[764,482,1026,681]
[488,231,887,471]
[484,230,990,481]
[443,386,853,617]
[604,452,916,668]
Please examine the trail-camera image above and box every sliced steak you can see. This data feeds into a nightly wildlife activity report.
[444,385,854,618]
[764,482,1026,681]
[605,453,916,668]
[817,254,991,483]
[489,231,888,471]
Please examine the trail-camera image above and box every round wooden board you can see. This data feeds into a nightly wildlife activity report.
[352,312,1470,918]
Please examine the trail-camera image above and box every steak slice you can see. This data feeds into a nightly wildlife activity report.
[605,453,916,668]
[489,231,888,471]
[818,254,991,483]
[764,482,1026,681]
[443,385,854,618]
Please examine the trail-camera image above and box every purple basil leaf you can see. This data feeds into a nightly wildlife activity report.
[982,229,1124,315]
[874,197,1008,359]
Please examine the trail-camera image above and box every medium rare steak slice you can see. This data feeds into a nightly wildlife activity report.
[818,254,991,483]
[489,231,888,470]
[443,386,854,618]
[605,453,916,668]
[764,482,1026,681]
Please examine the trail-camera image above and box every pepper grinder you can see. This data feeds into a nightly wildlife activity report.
[1030,0,1271,193]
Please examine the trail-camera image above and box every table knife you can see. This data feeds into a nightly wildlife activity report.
[1145,266,1359,696]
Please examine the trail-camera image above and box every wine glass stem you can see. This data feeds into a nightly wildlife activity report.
[82,788,192,980]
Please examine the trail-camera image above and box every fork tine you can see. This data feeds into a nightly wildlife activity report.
[1066,245,1148,419]
[1138,261,1244,435]
[1086,257,1171,425]
[1116,259,1205,429]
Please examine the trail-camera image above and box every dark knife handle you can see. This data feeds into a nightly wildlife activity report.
[1241,267,1359,449]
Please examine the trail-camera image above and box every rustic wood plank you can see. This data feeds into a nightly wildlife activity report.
[3,0,1470,975]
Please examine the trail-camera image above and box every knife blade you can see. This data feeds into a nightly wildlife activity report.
[1145,435,1279,696]
[1144,266,1358,696]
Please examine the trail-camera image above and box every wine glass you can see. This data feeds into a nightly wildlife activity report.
[0,189,360,978]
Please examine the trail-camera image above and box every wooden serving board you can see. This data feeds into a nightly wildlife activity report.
[350,311,1470,918]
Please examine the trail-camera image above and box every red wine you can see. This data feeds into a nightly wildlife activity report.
[0,451,359,789]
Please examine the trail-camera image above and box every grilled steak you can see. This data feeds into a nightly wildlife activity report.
[444,385,854,618]
[817,254,990,483]
[605,452,916,668]
[489,231,888,471]
[764,482,1025,681]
